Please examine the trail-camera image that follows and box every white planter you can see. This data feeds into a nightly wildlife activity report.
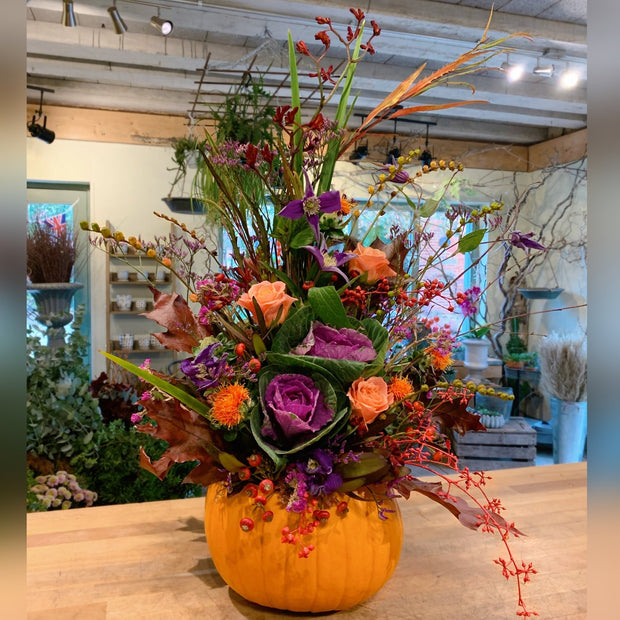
[462,338,490,384]
[550,397,587,464]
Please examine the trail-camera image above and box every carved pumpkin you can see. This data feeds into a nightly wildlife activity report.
[204,483,403,612]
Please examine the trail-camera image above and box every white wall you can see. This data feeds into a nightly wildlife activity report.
[27,139,587,381]
[27,137,208,376]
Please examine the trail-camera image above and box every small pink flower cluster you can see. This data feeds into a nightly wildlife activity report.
[30,471,97,510]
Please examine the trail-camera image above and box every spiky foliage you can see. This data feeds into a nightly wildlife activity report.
[27,220,76,283]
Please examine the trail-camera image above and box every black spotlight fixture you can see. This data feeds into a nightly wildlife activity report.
[419,122,434,167]
[420,149,433,167]
[27,86,56,144]
[349,142,369,163]
[62,0,76,27]
[384,145,401,165]
[28,116,56,144]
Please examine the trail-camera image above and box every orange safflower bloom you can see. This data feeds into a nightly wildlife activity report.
[211,383,250,428]
[340,195,356,215]
[389,376,413,400]
[427,347,453,372]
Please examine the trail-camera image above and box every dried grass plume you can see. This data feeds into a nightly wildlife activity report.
[538,332,587,402]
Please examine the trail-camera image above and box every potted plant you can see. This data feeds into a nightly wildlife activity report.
[26,218,83,348]
[163,134,208,214]
[537,332,587,463]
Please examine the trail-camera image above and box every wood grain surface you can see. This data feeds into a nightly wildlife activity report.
[27,462,586,619]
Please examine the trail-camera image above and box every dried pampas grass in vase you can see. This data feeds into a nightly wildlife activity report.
[538,333,587,403]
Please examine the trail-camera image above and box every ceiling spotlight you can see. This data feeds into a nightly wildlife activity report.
[28,116,55,144]
[501,61,524,82]
[532,63,554,78]
[151,15,174,36]
[559,68,580,89]
[108,4,127,35]
[61,0,76,27]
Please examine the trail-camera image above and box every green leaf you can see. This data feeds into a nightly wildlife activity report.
[253,334,267,356]
[307,286,350,328]
[219,452,246,472]
[266,351,366,387]
[287,31,303,175]
[335,451,391,481]
[458,228,487,253]
[100,351,210,418]
[419,198,440,218]
[290,226,316,249]
[271,305,314,353]
[249,403,287,469]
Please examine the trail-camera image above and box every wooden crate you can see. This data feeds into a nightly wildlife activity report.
[453,417,537,470]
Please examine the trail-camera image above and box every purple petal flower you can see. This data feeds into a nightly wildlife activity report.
[382,157,411,184]
[261,373,334,440]
[510,231,546,252]
[180,343,230,390]
[291,321,376,362]
[297,449,343,496]
[302,235,354,282]
[278,170,340,239]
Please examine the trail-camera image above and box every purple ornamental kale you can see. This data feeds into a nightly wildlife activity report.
[291,321,376,362]
[261,373,334,440]
[180,342,230,390]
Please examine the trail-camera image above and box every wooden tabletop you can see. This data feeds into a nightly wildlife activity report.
[27,462,586,619]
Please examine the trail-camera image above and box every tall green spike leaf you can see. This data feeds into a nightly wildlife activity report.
[287,31,303,175]
[100,351,210,418]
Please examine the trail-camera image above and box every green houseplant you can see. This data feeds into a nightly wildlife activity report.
[26,306,102,475]
[164,135,208,214]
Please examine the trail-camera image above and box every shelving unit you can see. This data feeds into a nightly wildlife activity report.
[106,252,177,373]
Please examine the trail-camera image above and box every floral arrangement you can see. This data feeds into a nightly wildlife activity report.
[82,8,539,616]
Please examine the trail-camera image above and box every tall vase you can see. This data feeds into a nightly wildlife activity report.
[204,483,403,612]
[27,282,83,349]
[462,337,490,385]
[550,397,587,463]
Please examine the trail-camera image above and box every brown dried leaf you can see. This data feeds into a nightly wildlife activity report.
[432,398,486,435]
[394,478,523,535]
[137,395,226,487]
[144,288,207,353]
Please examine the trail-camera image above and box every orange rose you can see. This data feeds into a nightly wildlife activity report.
[347,376,394,429]
[238,280,297,325]
[348,243,397,283]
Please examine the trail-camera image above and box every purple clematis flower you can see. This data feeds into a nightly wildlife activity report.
[278,171,341,240]
[382,157,411,184]
[180,342,230,390]
[510,231,546,252]
[302,234,354,282]
[298,449,343,496]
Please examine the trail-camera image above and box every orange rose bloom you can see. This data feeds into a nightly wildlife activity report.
[347,376,395,429]
[348,243,397,283]
[237,280,297,325]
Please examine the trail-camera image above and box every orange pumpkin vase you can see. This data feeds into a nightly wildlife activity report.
[204,482,404,612]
